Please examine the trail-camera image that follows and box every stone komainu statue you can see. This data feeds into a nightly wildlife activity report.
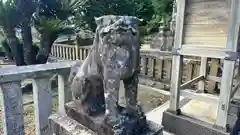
[68,15,146,135]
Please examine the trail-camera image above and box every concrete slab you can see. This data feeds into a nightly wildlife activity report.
[146,96,188,125]
[146,96,220,135]
[49,113,97,135]
[181,100,217,124]
[162,111,229,135]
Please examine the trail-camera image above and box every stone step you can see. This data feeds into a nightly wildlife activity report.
[49,113,97,135]
[49,113,165,135]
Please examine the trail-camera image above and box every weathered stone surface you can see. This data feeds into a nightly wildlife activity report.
[32,77,52,135]
[49,113,97,135]
[0,61,76,83]
[71,75,105,116]
[65,100,163,135]
[0,82,25,135]
[69,15,160,134]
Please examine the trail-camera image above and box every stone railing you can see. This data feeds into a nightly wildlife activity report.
[51,44,92,61]
[50,44,224,92]
[0,61,76,135]
[50,44,211,91]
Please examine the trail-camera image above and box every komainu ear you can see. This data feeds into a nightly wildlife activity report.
[94,16,103,26]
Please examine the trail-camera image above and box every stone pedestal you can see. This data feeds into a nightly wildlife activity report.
[65,100,163,135]
[162,111,229,135]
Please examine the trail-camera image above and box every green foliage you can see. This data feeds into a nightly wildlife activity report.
[130,0,154,24]
[73,0,154,32]
[33,0,81,38]
[72,0,172,35]
[0,0,173,65]
[0,0,21,30]
[145,0,173,34]
[39,0,85,20]
[152,0,173,16]
[32,42,40,46]
[33,16,75,36]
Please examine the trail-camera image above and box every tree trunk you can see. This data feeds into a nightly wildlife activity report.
[36,33,57,64]
[21,19,37,65]
[1,40,14,60]
[5,29,25,66]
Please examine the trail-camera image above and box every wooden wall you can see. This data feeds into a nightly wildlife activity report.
[183,0,230,48]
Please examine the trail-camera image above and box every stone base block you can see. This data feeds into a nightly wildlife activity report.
[65,100,163,135]
[162,111,229,135]
[49,113,97,135]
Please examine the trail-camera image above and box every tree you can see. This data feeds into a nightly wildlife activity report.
[0,0,173,66]
[31,0,83,64]
[16,0,37,65]
[73,0,154,32]
[33,16,75,64]
[0,0,82,65]
[71,0,172,35]
[0,0,25,65]
[145,0,173,33]
[130,0,154,24]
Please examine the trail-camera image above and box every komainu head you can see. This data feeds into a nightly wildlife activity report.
[94,15,142,79]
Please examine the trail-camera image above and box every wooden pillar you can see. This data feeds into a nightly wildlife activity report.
[198,57,208,92]
[216,60,235,129]
[169,55,183,112]
[169,0,185,112]
[216,0,240,129]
